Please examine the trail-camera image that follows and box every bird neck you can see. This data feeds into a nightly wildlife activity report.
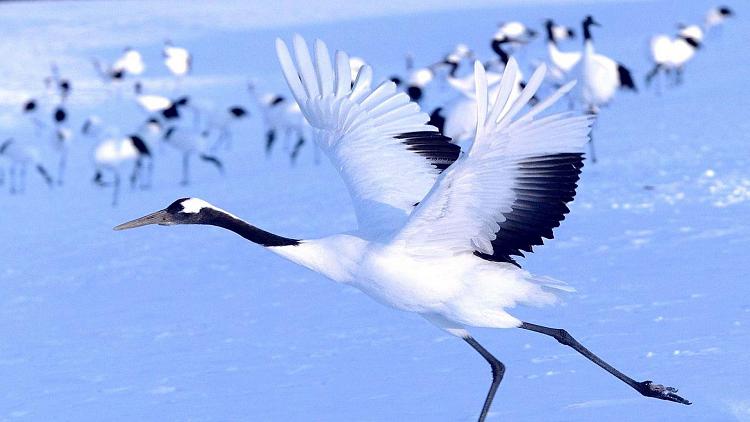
[199,208,300,248]
[583,23,594,42]
[545,23,556,45]
[491,40,510,65]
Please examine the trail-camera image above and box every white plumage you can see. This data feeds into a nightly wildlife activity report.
[274,35,588,324]
[0,138,52,192]
[117,35,690,420]
[113,47,145,76]
[164,41,192,76]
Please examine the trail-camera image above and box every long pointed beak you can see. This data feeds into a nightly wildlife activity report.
[114,209,171,231]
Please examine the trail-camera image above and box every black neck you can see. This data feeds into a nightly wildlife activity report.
[201,209,299,247]
[491,40,509,64]
[583,22,593,42]
[680,35,700,48]
[545,22,556,45]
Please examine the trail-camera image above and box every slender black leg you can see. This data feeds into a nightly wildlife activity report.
[290,137,304,165]
[519,322,690,405]
[19,165,27,194]
[464,336,505,422]
[588,131,597,164]
[265,129,276,155]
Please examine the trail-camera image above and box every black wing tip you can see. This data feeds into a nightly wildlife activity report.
[475,153,584,266]
[396,131,460,172]
[617,63,638,92]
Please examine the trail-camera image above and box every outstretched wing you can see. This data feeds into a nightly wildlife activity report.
[396,59,594,267]
[275,36,460,233]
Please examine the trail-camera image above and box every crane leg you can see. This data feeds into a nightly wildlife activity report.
[9,164,16,194]
[464,336,505,422]
[19,165,27,193]
[519,322,690,405]
[265,129,276,155]
[57,150,67,186]
[181,153,190,186]
[112,169,120,207]
[290,136,304,166]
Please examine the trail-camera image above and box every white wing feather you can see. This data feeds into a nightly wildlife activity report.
[275,35,457,234]
[397,60,594,260]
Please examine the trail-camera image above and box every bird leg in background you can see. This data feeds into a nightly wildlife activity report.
[644,64,661,88]
[36,165,53,187]
[290,137,304,165]
[57,150,67,186]
[8,164,16,194]
[18,165,27,194]
[199,154,224,174]
[112,170,120,207]
[463,336,506,422]
[265,129,276,155]
[519,322,691,405]
[181,153,191,186]
[130,159,142,189]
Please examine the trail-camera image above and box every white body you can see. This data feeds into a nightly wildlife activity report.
[164,45,191,76]
[576,41,621,111]
[650,35,698,69]
[272,36,593,334]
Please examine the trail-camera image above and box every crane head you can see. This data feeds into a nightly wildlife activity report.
[114,198,219,230]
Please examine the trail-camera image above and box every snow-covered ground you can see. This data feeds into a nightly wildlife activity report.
[1,0,749,420]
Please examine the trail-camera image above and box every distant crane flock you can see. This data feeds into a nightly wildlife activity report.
[1,5,736,420]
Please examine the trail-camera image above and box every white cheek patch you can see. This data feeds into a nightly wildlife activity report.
[180,198,214,214]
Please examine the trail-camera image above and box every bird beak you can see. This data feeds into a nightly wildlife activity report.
[592,20,601,27]
[114,209,173,230]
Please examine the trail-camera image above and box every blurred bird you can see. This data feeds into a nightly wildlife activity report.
[575,15,637,162]
[247,83,312,164]
[0,138,53,193]
[646,25,703,87]
[704,5,733,32]
[162,125,223,185]
[85,117,160,205]
[164,40,192,78]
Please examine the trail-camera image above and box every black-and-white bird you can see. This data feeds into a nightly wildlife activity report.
[704,5,734,33]
[164,40,192,78]
[492,21,538,52]
[206,105,249,151]
[116,36,689,421]
[574,16,637,162]
[431,43,474,78]
[646,25,703,87]
[84,117,160,205]
[544,19,579,85]
[247,83,311,163]
[0,138,53,193]
[44,63,72,103]
[50,106,72,185]
[162,125,223,185]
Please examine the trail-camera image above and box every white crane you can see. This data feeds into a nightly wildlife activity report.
[113,47,146,76]
[206,105,249,151]
[116,36,689,421]
[0,138,53,194]
[164,40,192,83]
[704,5,733,33]
[247,83,311,163]
[493,21,538,52]
[84,117,160,205]
[574,15,637,163]
[646,25,703,88]
[544,19,579,86]
[50,106,72,186]
[161,125,223,185]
